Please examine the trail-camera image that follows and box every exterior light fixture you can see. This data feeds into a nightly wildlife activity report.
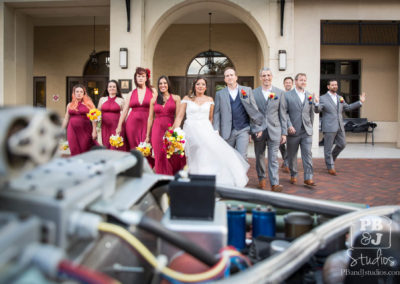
[278,50,287,71]
[119,48,128,69]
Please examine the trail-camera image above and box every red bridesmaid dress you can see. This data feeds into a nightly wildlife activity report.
[125,88,155,167]
[100,96,127,151]
[152,95,186,175]
[67,102,98,156]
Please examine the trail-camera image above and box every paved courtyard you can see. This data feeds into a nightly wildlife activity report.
[246,153,400,207]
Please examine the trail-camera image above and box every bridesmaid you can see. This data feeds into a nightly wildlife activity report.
[145,75,185,175]
[62,84,98,156]
[97,80,127,151]
[116,67,156,166]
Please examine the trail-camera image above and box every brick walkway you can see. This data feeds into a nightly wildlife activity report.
[246,158,400,207]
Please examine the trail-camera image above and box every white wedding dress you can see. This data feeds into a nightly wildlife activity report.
[182,99,249,187]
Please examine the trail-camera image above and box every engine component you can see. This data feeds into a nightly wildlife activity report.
[160,202,227,261]
[269,240,290,255]
[0,107,61,183]
[284,212,313,238]
[252,205,276,238]
[169,174,215,220]
[227,204,246,250]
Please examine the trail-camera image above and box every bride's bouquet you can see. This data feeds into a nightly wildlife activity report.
[109,134,124,148]
[163,126,185,159]
[136,141,152,157]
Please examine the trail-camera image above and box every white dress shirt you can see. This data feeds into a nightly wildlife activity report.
[328,91,338,105]
[228,86,239,100]
[261,88,272,101]
[295,88,305,104]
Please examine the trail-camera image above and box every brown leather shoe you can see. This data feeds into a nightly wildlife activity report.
[328,169,337,176]
[271,185,283,192]
[258,179,267,190]
[304,179,316,186]
[290,177,297,184]
[281,164,290,173]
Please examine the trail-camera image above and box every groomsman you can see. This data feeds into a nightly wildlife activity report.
[283,77,294,92]
[279,76,294,172]
[213,67,263,161]
[314,80,366,175]
[282,73,316,186]
[252,68,287,192]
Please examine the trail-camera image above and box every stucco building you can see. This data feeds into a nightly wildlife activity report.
[1,0,400,148]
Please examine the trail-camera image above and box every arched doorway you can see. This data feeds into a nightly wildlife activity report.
[169,51,254,98]
[145,0,269,74]
[66,51,109,107]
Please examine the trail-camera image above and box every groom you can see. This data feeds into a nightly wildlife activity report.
[213,67,263,161]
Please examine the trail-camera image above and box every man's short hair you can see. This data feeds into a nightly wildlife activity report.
[295,73,307,80]
[327,79,337,85]
[224,66,236,75]
[283,76,293,83]
[259,67,272,76]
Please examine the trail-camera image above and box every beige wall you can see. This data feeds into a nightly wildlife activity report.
[34,25,109,116]
[294,0,400,145]
[153,24,260,88]
[321,45,398,122]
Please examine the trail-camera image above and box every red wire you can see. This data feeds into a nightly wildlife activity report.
[58,260,118,284]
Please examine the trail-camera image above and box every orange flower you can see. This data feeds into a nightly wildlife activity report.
[241,89,247,98]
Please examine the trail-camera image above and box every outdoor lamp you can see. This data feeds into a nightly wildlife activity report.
[119,48,128,69]
[279,50,287,71]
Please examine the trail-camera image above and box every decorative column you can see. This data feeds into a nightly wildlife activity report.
[110,0,144,92]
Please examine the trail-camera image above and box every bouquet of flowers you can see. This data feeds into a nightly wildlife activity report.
[59,140,69,151]
[136,141,152,157]
[163,126,185,159]
[109,134,124,148]
[87,108,102,121]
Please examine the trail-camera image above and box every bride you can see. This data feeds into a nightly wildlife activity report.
[173,77,249,187]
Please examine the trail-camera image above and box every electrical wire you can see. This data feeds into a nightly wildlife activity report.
[58,260,121,284]
[138,215,219,267]
[98,222,236,283]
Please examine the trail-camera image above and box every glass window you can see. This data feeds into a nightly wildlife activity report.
[33,77,46,107]
[321,62,336,75]
[187,51,234,75]
[320,60,361,118]
[340,61,359,75]
[83,51,110,76]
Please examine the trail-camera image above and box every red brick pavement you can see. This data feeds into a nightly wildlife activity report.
[246,158,400,207]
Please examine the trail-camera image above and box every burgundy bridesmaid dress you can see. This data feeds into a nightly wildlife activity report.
[67,102,97,156]
[152,95,186,175]
[100,96,127,151]
[125,88,155,167]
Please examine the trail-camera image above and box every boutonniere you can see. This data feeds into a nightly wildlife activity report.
[269,93,277,100]
[241,89,247,98]
[308,95,313,105]
[339,97,344,103]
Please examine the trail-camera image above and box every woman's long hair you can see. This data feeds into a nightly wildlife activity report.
[189,77,208,98]
[134,67,153,89]
[156,75,173,105]
[68,84,95,111]
[103,80,122,98]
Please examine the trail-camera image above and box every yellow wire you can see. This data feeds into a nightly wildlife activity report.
[98,222,228,282]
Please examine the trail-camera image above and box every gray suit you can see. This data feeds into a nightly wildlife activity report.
[213,85,263,160]
[282,89,315,180]
[314,92,362,169]
[252,86,287,186]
